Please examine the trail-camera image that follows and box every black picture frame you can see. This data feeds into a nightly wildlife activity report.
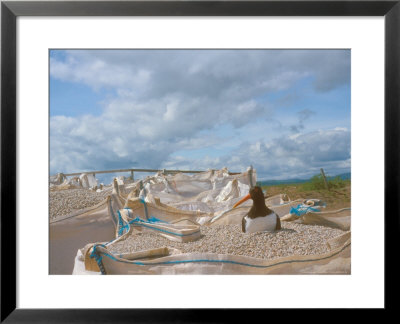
[1,0,398,322]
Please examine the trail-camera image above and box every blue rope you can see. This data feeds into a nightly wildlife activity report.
[147,216,168,223]
[120,216,198,237]
[139,198,149,220]
[290,204,320,216]
[89,244,107,275]
[116,210,177,238]
[96,241,350,269]
[117,210,129,236]
[113,199,198,241]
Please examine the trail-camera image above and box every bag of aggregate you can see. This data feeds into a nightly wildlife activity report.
[49,167,350,275]
[49,172,66,185]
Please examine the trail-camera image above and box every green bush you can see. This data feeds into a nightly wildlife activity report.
[301,174,325,190]
[257,174,349,193]
[300,174,348,191]
[329,176,348,189]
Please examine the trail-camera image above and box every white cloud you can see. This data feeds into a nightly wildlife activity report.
[50,50,351,179]
[51,50,350,98]
[219,128,351,179]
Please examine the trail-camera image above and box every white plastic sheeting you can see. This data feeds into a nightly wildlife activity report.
[79,173,98,189]
[50,172,103,191]
[56,167,351,275]
[134,167,256,215]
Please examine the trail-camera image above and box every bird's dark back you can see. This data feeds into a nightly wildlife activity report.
[247,186,274,219]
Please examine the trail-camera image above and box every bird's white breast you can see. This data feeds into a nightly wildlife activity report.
[245,213,277,233]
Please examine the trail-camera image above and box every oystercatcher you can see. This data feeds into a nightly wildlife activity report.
[233,186,281,233]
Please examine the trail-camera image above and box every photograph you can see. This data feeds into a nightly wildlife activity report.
[48,49,351,275]
[2,0,396,319]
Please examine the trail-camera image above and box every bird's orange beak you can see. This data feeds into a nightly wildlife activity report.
[233,193,251,209]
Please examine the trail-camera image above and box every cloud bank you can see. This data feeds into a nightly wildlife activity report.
[50,49,351,180]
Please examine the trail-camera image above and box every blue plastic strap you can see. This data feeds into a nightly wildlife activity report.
[290,204,320,216]
[148,216,167,223]
[139,199,149,220]
[96,241,350,270]
[89,244,107,274]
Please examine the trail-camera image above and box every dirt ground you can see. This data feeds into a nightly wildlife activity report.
[265,184,351,210]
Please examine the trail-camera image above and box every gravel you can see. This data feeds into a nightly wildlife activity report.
[108,222,345,260]
[49,188,110,220]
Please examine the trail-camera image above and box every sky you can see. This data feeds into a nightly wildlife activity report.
[49,49,351,183]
